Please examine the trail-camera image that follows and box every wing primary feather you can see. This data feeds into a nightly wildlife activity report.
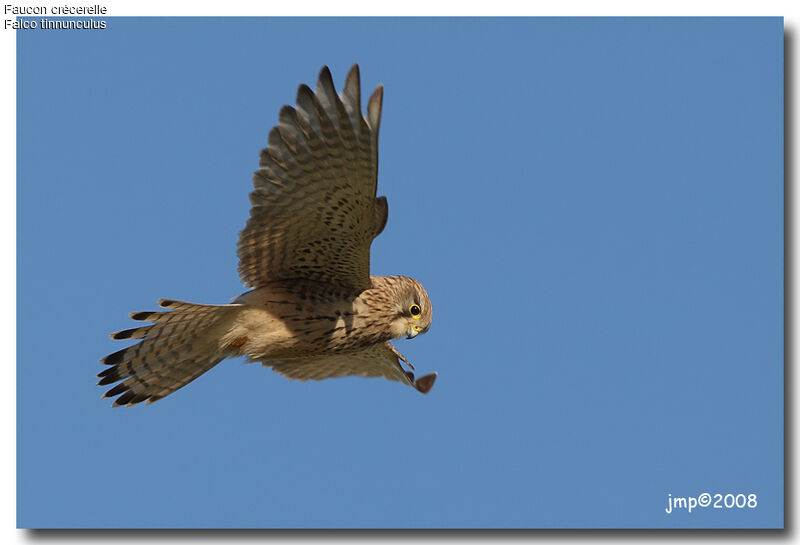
[342,64,362,130]
[295,84,322,137]
[315,66,341,132]
[367,85,383,135]
[315,66,357,154]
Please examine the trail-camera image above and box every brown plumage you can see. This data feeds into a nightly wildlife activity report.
[99,64,436,407]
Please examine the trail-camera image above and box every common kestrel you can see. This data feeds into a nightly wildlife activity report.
[98,64,436,406]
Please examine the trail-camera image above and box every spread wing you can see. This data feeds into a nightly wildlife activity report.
[266,342,437,394]
[237,64,388,291]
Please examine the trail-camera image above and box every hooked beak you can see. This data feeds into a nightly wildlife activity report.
[406,322,421,339]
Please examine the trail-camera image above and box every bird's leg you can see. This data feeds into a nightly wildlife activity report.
[385,341,414,370]
[384,341,435,393]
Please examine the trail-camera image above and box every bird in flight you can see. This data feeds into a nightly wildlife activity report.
[98,64,436,407]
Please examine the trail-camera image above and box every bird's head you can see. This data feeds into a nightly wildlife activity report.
[384,276,432,340]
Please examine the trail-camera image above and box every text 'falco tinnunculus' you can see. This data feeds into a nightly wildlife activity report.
[98,64,436,406]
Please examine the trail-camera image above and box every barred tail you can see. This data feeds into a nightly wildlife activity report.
[98,298,243,407]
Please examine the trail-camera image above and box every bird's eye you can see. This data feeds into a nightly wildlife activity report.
[409,304,421,318]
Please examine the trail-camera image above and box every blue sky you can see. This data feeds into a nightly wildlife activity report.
[17,17,783,528]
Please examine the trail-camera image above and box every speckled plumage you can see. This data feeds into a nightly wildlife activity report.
[99,65,435,407]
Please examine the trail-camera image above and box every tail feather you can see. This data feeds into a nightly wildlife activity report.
[111,308,223,340]
[99,300,242,407]
[109,326,152,340]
